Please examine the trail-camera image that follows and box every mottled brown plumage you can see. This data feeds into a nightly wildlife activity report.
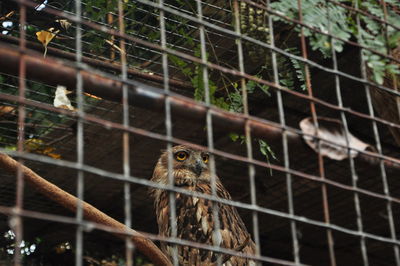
[150,145,256,265]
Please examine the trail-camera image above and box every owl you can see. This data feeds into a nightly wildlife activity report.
[150,145,256,265]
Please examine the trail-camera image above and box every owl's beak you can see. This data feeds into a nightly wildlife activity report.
[192,160,204,176]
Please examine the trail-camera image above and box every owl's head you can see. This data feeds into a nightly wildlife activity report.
[152,145,212,186]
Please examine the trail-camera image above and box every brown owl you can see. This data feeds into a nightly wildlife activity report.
[150,145,256,265]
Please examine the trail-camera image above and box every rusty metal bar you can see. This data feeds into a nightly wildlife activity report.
[3,90,400,216]
[0,205,299,266]
[9,0,400,128]
[355,0,400,264]
[13,1,27,265]
[232,1,260,263]
[74,1,85,265]
[116,1,134,265]
[266,0,301,262]
[0,44,294,144]
[0,34,193,90]
[325,1,369,264]
[297,0,336,264]
[0,45,399,170]
[2,146,400,249]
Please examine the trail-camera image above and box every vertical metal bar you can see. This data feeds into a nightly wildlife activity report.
[14,1,27,265]
[380,0,399,132]
[118,1,134,266]
[158,1,178,265]
[196,1,221,264]
[108,0,116,61]
[355,1,400,264]
[324,2,368,265]
[75,1,84,266]
[296,0,336,265]
[267,0,300,263]
[232,1,261,264]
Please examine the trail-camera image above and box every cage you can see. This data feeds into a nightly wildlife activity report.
[0,0,399,265]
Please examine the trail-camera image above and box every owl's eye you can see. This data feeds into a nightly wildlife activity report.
[175,151,188,161]
[202,154,209,163]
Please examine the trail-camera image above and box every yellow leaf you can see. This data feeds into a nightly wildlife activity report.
[36,30,56,46]
[36,29,59,57]
[0,105,15,117]
[24,139,61,159]
[42,147,55,154]
[24,138,44,152]
[47,153,61,159]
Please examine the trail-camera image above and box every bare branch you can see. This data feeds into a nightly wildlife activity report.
[0,152,172,266]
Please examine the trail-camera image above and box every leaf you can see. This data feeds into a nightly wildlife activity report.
[0,11,15,21]
[299,117,374,160]
[36,28,59,57]
[25,138,61,159]
[259,139,276,160]
[258,139,276,176]
[24,138,44,151]
[46,152,61,159]
[36,30,56,46]
[0,105,15,117]
[55,19,71,30]
[84,92,102,100]
[229,133,239,142]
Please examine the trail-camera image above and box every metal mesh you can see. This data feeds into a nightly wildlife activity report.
[0,0,399,265]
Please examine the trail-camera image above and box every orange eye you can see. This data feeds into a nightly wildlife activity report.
[175,151,188,161]
[202,154,209,163]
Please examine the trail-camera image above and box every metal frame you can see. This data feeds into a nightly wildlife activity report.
[0,0,399,265]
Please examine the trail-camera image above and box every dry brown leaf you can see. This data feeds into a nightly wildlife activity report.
[55,19,71,30]
[105,39,125,55]
[24,139,61,159]
[299,117,374,160]
[0,11,15,21]
[84,92,102,100]
[0,106,15,117]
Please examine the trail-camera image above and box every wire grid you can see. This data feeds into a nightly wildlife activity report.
[0,0,399,265]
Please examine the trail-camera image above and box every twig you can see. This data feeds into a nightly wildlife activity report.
[0,152,172,266]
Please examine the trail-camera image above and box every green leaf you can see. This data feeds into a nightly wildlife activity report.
[229,133,239,142]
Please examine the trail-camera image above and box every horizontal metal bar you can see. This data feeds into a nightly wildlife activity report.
[2,148,400,247]
[0,34,192,90]
[0,45,399,170]
[0,206,303,266]
[11,0,400,128]
[0,44,298,143]
[1,92,399,207]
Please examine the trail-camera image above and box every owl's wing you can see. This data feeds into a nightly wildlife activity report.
[174,181,255,264]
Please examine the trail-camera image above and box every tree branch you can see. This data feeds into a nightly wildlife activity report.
[0,152,172,266]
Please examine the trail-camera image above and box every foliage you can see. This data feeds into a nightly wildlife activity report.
[357,0,400,84]
[270,0,400,84]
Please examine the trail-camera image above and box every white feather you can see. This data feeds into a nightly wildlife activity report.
[196,207,202,222]
[54,85,74,110]
[201,217,209,234]
[192,197,199,206]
